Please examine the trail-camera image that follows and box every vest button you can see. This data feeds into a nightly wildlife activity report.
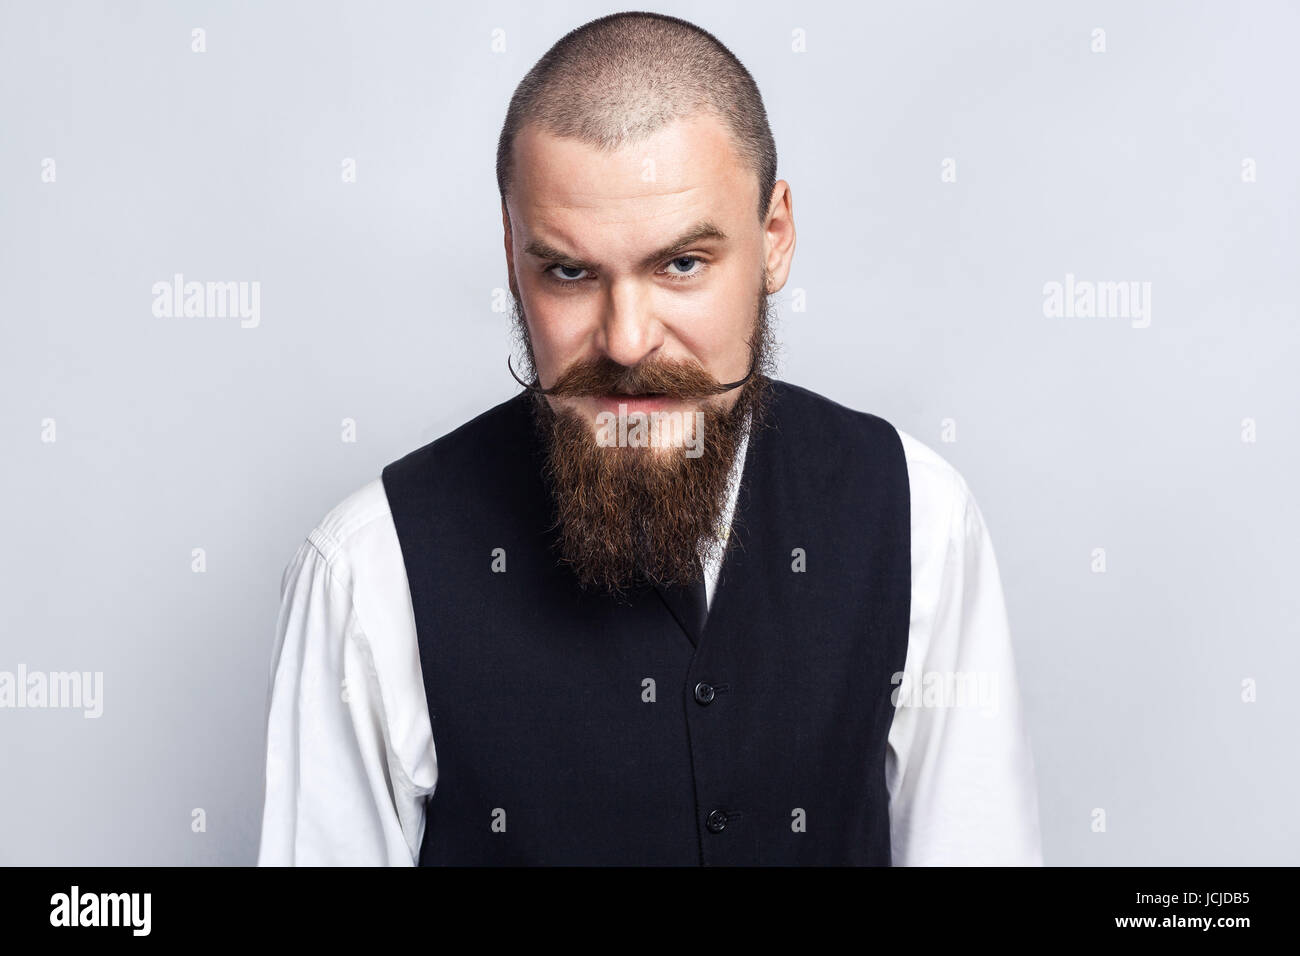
[705,809,728,833]
[693,681,716,705]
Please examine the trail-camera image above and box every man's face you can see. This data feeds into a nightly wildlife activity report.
[501,111,795,593]
[504,112,794,437]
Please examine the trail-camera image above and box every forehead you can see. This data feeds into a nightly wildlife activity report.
[508,113,756,243]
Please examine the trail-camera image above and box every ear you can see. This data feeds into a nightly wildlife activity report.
[761,180,796,294]
[502,199,513,264]
[502,200,520,301]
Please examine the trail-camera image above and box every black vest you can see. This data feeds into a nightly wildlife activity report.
[381,380,911,865]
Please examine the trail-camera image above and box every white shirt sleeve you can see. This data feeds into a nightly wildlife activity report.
[886,462,1044,866]
[256,530,433,866]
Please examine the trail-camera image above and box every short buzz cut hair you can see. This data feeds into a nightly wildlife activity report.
[495,11,778,224]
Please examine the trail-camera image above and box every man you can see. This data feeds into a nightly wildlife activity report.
[257,11,1042,866]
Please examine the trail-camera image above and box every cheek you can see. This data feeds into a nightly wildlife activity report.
[662,274,752,359]
[522,290,596,372]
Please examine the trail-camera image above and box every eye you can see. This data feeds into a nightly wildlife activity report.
[547,264,590,283]
[662,255,705,280]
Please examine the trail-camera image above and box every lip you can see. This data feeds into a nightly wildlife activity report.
[591,393,675,415]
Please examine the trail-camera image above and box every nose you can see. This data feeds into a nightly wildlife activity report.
[596,278,665,369]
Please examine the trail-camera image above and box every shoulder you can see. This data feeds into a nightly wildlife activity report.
[894,428,972,521]
[287,477,415,665]
[768,382,982,568]
[300,477,401,597]
[310,396,529,576]
[891,428,993,592]
[768,382,973,520]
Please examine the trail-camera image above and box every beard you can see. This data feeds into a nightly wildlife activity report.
[512,273,778,596]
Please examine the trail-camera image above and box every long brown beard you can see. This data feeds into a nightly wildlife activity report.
[518,281,777,596]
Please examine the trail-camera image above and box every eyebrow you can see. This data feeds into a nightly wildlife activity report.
[522,220,728,272]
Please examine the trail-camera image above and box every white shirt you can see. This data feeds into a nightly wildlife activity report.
[256,416,1043,866]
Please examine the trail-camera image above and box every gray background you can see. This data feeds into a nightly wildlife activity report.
[2,0,1296,865]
